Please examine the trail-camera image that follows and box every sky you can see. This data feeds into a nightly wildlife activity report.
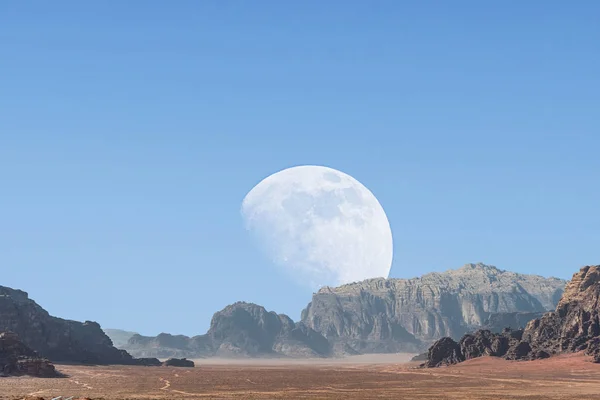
[1,1,599,336]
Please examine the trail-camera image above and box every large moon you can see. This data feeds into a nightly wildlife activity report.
[241,165,393,288]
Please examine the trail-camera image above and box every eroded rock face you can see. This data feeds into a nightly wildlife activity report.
[423,265,600,367]
[0,285,135,364]
[423,337,463,367]
[0,331,58,377]
[123,302,331,359]
[301,264,565,354]
[522,265,600,359]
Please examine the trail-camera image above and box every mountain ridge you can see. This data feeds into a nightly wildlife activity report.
[108,263,566,358]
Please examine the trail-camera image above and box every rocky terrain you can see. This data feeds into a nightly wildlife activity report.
[422,265,600,367]
[122,302,331,358]
[0,331,57,377]
[0,285,145,365]
[301,263,565,353]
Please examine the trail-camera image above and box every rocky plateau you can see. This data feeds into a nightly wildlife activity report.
[300,263,564,354]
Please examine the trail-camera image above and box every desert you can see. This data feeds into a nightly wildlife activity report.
[2,353,600,400]
[3,3,598,398]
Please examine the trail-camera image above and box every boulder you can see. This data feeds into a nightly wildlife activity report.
[163,357,195,367]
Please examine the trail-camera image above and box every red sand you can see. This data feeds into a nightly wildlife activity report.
[3,353,600,399]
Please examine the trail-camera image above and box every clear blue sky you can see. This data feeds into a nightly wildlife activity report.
[1,1,599,336]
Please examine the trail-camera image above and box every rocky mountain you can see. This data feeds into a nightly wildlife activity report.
[0,285,140,364]
[123,302,331,359]
[422,265,600,367]
[301,263,565,353]
[0,331,58,377]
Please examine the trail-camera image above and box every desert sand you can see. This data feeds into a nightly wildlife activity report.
[3,353,600,400]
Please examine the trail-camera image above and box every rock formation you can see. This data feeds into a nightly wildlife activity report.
[522,265,600,362]
[0,331,58,377]
[0,285,140,364]
[163,357,195,367]
[301,263,565,353]
[123,302,331,358]
[422,265,600,367]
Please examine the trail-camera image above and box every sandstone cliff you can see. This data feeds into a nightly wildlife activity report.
[522,265,600,361]
[301,263,565,353]
[123,302,330,358]
[423,265,600,367]
[0,285,136,364]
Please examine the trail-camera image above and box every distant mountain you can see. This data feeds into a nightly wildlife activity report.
[301,263,565,353]
[103,329,139,349]
[122,302,331,359]
[119,263,565,358]
[0,285,137,364]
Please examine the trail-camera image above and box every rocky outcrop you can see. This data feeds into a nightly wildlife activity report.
[301,263,565,354]
[422,265,600,367]
[0,331,58,377]
[0,285,138,364]
[163,357,194,367]
[123,302,331,359]
[422,328,534,367]
[521,265,600,360]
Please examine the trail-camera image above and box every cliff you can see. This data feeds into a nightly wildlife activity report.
[301,263,565,353]
[0,285,136,364]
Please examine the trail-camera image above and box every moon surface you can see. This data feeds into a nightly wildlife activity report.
[241,165,393,288]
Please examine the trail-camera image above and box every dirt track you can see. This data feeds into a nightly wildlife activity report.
[3,353,600,399]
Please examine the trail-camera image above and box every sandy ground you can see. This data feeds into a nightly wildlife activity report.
[3,353,600,399]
